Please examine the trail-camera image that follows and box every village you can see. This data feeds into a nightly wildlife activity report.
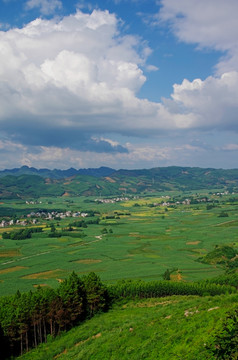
[0,190,234,228]
[0,210,88,228]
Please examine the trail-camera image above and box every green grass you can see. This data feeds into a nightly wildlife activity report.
[17,293,238,360]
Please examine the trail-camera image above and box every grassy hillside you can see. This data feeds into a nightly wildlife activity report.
[0,166,237,199]
[17,293,238,360]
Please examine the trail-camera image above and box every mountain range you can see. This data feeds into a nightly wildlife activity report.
[0,166,237,199]
[0,166,115,179]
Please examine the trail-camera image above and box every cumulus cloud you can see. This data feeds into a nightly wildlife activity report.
[25,0,62,15]
[168,72,238,131]
[0,8,200,150]
[0,4,238,170]
[0,10,153,151]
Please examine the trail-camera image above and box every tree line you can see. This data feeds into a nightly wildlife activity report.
[2,227,43,240]
[108,279,235,300]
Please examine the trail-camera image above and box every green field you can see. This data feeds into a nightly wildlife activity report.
[0,191,237,296]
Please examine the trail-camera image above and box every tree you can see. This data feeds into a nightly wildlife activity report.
[0,321,10,359]
[58,272,86,328]
[50,223,56,232]
[101,228,108,234]
[83,272,109,317]
[163,269,171,281]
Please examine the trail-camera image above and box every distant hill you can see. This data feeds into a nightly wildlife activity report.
[0,166,237,199]
[0,166,115,179]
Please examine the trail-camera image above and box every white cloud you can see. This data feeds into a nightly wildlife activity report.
[25,0,62,15]
[154,0,238,133]
[0,141,199,170]
[146,64,159,72]
[158,0,238,74]
[76,1,94,12]
[0,136,236,170]
[169,72,238,130]
[0,5,237,171]
[0,10,155,148]
[158,0,238,50]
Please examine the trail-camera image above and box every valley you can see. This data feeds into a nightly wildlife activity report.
[0,187,237,296]
[0,167,237,359]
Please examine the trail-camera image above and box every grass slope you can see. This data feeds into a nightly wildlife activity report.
[18,293,238,360]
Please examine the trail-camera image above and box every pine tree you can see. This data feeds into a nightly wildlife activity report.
[83,272,109,317]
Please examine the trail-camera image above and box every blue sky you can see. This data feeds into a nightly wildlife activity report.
[0,0,237,170]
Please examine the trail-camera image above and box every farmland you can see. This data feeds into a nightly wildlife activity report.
[0,190,237,296]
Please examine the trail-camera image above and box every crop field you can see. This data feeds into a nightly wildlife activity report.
[0,191,237,295]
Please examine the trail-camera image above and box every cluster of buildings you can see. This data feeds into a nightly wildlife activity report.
[213,191,230,196]
[95,197,131,204]
[0,210,88,228]
[0,219,29,227]
[154,197,208,207]
[26,210,88,220]
[25,200,42,205]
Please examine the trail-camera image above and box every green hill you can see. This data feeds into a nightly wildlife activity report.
[18,293,238,360]
[199,245,238,270]
[0,175,64,198]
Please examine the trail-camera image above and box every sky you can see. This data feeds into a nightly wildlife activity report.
[0,0,237,170]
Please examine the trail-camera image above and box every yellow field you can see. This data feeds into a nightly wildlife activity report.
[0,249,21,257]
[75,259,102,264]
[22,269,66,279]
[0,266,28,275]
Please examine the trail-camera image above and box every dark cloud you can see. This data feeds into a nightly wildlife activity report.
[4,122,128,153]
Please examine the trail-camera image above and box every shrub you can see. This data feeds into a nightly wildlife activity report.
[206,309,238,359]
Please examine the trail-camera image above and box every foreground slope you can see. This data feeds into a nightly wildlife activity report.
[18,293,238,360]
